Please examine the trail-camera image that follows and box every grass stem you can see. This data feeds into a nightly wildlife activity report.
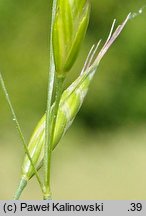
[43,0,57,199]
[13,177,27,200]
[0,72,43,198]
[44,76,64,200]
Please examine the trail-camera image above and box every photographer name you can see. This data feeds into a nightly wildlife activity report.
[19,202,103,212]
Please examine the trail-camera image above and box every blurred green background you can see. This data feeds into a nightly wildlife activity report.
[0,0,146,199]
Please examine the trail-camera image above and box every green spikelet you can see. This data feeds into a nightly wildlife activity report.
[52,0,90,77]
[21,61,96,181]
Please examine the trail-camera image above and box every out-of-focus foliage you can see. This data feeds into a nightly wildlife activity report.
[0,0,146,131]
[0,0,146,199]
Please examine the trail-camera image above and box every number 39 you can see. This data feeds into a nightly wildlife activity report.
[130,203,142,211]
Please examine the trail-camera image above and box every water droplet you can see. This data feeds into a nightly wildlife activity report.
[130,5,146,20]
[139,9,143,14]
[13,118,16,121]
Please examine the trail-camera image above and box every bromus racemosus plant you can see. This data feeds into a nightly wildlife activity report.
[0,0,130,200]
